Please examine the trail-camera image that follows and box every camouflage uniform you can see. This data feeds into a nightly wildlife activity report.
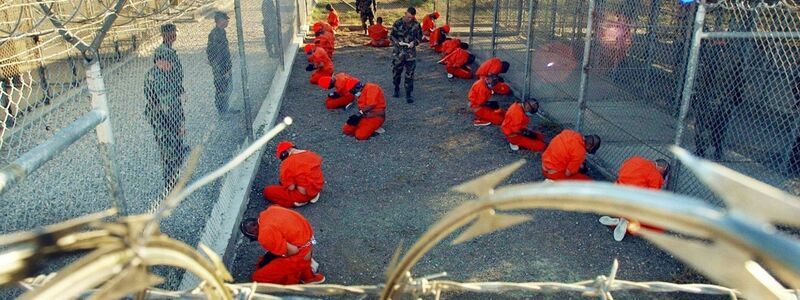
[356,0,375,32]
[390,17,422,98]
[144,48,188,191]
[207,23,232,114]
[154,43,184,95]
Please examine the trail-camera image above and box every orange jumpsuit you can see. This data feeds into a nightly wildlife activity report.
[617,156,664,189]
[614,156,666,234]
[476,58,511,95]
[501,103,546,151]
[314,33,335,56]
[342,83,386,140]
[251,206,317,284]
[312,22,334,36]
[429,27,447,52]
[327,10,340,30]
[440,38,461,57]
[263,151,325,207]
[308,47,334,85]
[441,48,473,79]
[421,15,436,38]
[367,24,391,47]
[468,79,506,125]
[325,73,358,109]
[541,129,591,181]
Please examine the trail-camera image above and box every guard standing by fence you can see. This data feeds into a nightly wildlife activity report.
[691,40,744,160]
[144,46,189,192]
[390,7,422,103]
[155,23,184,97]
[207,12,236,115]
[356,0,376,35]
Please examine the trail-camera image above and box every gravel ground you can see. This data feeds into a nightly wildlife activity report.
[230,43,722,299]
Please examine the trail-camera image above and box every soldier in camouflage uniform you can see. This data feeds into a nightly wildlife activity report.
[390,7,422,103]
[355,0,376,35]
[145,32,189,192]
[155,24,184,98]
[207,12,237,115]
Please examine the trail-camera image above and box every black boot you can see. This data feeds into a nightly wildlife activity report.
[405,81,414,103]
[393,86,400,98]
[406,91,414,103]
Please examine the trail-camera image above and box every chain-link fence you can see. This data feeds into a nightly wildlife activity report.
[438,0,800,206]
[0,0,309,288]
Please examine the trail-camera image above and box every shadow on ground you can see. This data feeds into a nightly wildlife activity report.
[230,43,723,299]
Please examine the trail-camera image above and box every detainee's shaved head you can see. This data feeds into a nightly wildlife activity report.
[654,159,670,177]
[240,218,258,241]
[584,135,601,154]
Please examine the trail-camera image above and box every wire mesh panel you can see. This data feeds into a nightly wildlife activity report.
[468,0,498,65]
[245,0,283,119]
[578,0,695,191]
[0,0,301,251]
[280,0,298,58]
[525,0,587,127]
[448,0,472,39]
[674,1,800,202]
[0,3,125,234]
[492,0,528,95]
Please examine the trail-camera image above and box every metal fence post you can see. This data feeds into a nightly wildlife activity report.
[670,5,696,116]
[516,0,524,34]
[491,0,500,56]
[673,2,706,149]
[85,58,126,214]
[549,0,557,38]
[570,0,583,47]
[644,0,662,91]
[234,0,254,138]
[469,0,477,45]
[669,2,707,191]
[296,0,302,32]
[446,0,451,25]
[522,0,535,101]
[574,0,596,131]
[274,0,286,69]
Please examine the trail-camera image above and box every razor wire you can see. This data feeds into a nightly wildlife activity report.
[23,271,800,299]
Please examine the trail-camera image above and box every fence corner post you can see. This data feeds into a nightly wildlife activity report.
[575,0,596,131]
[273,0,286,70]
[522,0,535,101]
[491,0,501,56]
[668,2,707,191]
[234,0,255,139]
[469,0,477,45]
